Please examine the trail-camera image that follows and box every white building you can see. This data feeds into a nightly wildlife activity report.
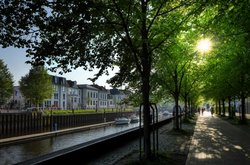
[91,84,109,109]
[78,84,99,109]
[109,89,129,109]
[12,86,26,109]
[67,80,81,110]
[10,76,130,111]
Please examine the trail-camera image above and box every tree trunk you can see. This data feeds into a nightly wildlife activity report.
[215,101,218,114]
[240,94,246,123]
[222,99,225,116]
[184,95,188,120]
[142,80,151,159]
[218,100,221,115]
[141,0,151,159]
[232,96,236,117]
[188,98,191,116]
[174,96,180,130]
[228,97,232,118]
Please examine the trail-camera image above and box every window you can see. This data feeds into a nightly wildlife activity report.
[54,85,58,91]
[54,77,58,83]
[54,93,59,99]
[54,101,58,107]
[45,101,51,107]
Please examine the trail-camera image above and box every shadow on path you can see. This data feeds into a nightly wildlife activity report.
[186,111,250,165]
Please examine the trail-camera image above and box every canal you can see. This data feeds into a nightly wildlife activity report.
[0,122,141,164]
[0,115,171,165]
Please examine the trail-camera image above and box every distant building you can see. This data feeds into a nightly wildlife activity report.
[78,84,99,109]
[109,89,129,109]
[43,76,68,110]
[12,86,25,109]
[9,75,130,110]
[91,84,109,109]
[67,80,81,110]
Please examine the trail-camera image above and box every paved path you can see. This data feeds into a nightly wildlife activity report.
[186,111,250,165]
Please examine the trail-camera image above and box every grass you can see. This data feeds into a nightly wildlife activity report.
[42,108,133,115]
[219,115,250,125]
[182,114,197,124]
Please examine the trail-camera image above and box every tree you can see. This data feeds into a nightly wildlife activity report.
[154,31,200,129]
[198,0,250,123]
[0,0,209,159]
[0,59,13,106]
[19,66,53,109]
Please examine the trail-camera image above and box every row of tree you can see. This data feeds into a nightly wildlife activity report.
[1,0,250,160]
[0,61,53,109]
[0,59,13,107]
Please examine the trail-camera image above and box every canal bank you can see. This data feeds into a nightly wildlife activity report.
[16,117,173,165]
[0,121,114,147]
[0,115,173,165]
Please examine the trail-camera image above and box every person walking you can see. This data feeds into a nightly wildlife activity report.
[201,107,205,116]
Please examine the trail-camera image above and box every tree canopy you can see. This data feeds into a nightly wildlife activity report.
[1,0,250,158]
[0,59,14,106]
[19,66,53,108]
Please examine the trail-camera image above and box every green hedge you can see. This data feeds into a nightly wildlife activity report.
[43,108,133,116]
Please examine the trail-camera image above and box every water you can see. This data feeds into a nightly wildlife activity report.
[0,123,140,165]
[0,115,171,165]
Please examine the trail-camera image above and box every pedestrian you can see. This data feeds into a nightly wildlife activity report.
[201,107,205,116]
[197,107,201,115]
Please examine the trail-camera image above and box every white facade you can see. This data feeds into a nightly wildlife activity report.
[67,80,81,110]
[109,89,128,109]
[45,76,68,110]
[78,84,99,109]
[10,76,129,110]
[12,86,26,109]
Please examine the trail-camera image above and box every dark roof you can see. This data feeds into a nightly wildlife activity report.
[90,84,107,91]
[109,88,120,95]
[77,84,98,91]
[67,80,78,88]
[51,75,67,86]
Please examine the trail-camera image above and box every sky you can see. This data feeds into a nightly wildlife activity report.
[0,47,118,89]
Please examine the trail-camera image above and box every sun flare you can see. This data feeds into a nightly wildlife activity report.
[197,38,212,53]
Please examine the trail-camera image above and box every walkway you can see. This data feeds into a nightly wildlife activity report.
[186,111,250,165]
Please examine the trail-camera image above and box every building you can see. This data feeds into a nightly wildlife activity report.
[43,76,68,110]
[9,75,130,111]
[91,84,109,109]
[78,84,99,109]
[109,89,129,109]
[67,80,81,110]
[12,86,25,109]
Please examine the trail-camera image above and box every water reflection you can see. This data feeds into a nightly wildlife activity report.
[0,116,171,165]
[0,123,140,165]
